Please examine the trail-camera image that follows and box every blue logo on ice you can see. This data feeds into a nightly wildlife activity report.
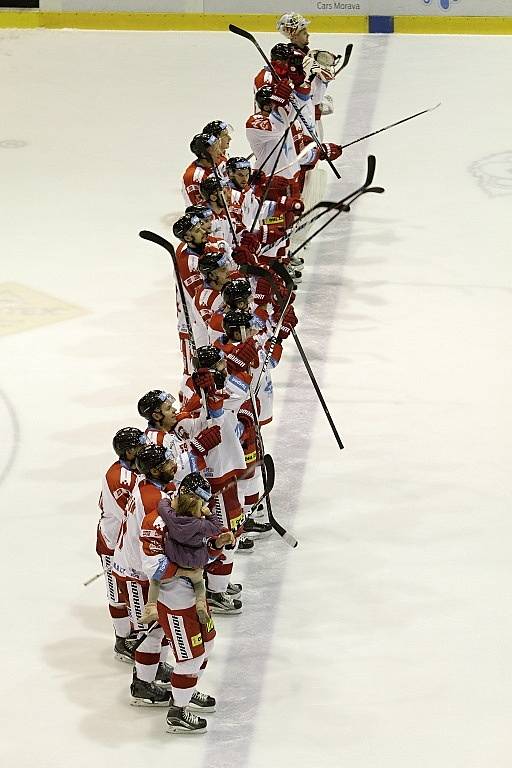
[423,0,458,9]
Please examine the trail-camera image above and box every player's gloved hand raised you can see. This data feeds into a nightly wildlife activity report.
[237,401,254,431]
[240,231,260,253]
[254,275,272,306]
[226,337,259,373]
[191,425,222,455]
[271,80,293,107]
[232,245,256,267]
[276,305,298,329]
[192,368,216,395]
[321,143,343,161]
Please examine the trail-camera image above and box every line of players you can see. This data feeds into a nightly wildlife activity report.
[95,12,346,735]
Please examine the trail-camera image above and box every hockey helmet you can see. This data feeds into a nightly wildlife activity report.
[255,85,274,111]
[202,120,233,138]
[173,213,201,241]
[199,175,226,202]
[195,345,224,369]
[190,132,218,159]
[185,204,214,221]
[222,278,252,308]
[137,390,175,421]
[223,308,253,334]
[112,427,146,458]
[178,471,212,502]
[136,444,174,475]
[198,250,230,276]
[225,156,252,173]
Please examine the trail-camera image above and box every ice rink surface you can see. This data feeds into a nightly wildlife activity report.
[2,25,512,768]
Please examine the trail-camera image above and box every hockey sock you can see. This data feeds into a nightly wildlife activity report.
[109,604,130,637]
[171,673,198,707]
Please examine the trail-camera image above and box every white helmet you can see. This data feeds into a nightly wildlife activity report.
[277,12,310,39]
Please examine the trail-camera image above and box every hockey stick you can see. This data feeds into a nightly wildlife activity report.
[334,43,353,76]
[341,103,441,151]
[243,262,344,450]
[131,620,159,652]
[289,156,383,259]
[229,24,341,180]
[259,155,378,257]
[239,322,298,548]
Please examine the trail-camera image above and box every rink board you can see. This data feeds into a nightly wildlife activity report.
[2,11,512,32]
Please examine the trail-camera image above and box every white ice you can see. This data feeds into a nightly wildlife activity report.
[1,26,512,768]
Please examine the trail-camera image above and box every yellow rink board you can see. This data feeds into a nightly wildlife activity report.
[0,12,367,32]
[0,283,86,336]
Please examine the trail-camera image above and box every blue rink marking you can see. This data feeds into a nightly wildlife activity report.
[200,35,389,766]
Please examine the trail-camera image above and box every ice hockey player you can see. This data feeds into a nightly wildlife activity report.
[141,472,231,627]
[97,427,146,663]
[111,442,177,706]
[139,470,230,733]
[182,132,227,207]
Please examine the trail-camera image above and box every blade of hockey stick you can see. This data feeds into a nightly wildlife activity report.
[335,43,353,74]
[341,103,441,150]
[139,229,175,255]
[248,454,276,514]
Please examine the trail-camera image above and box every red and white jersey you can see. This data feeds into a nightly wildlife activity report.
[253,66,273,94]
[112,478,175,583]
[145,419,207,482]
[182,159,228,207]
[97,460,140,555]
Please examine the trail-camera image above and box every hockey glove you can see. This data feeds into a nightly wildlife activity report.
[271,81,293,107]
[232,245,256,267]
[141,602,158,624]
[240,231,261,254]
[226,337,259,373]
[254,275,273,306]
[192,368,216,395]
[321,143,343,161]
[191,425,222,455]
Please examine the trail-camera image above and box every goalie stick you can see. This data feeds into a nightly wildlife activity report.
[83,457,275,587]
[229,23,341,180]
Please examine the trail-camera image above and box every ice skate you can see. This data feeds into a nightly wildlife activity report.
[236,536,254,553]
[243,518,273,538]
[114,635,135,664]
[166,705,207,734]
[130,670,172,706]
[155,661,174,689]
[206,590,243,614]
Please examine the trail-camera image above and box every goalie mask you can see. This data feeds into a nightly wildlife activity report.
[277,12,310,39]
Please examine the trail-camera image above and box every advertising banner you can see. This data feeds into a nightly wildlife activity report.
[204,0,369,12]
[371,0,512,15]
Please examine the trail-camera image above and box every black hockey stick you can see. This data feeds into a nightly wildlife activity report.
[341,103,441,151]
[139,230,198,355]
[243,262,344,450]
[334,43,353,76]
[259,155,378,257]
[229,23,341,180]
[289,156,384,259]
[131,620,159,652]
[239,322,298,548]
